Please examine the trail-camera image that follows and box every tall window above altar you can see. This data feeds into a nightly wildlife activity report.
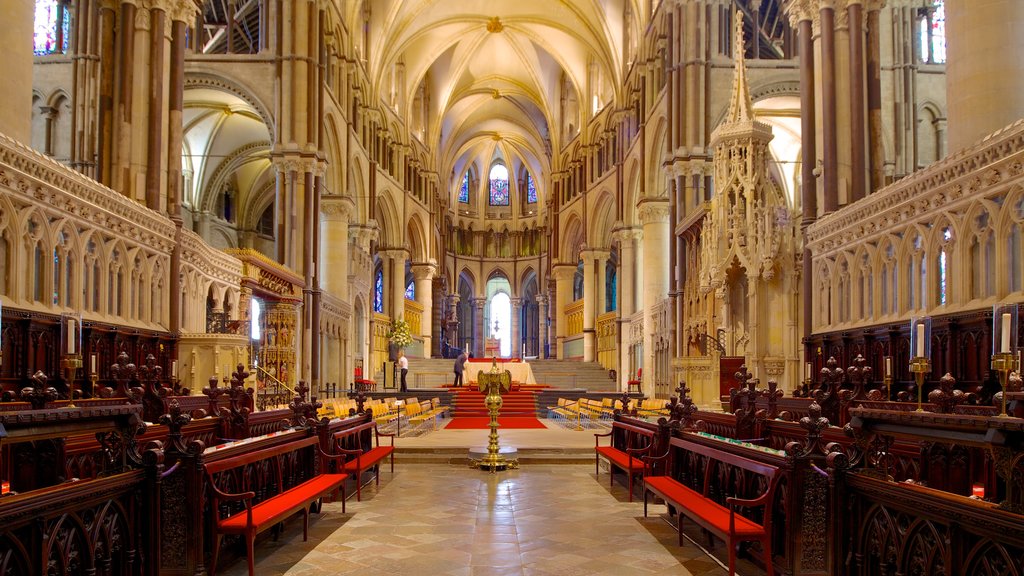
[489,164,509,206]
[34,0,70,55]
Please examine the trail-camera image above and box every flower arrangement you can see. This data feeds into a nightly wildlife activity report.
[387,318,413,348]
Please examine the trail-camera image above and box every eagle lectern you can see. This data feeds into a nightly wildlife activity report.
[470,358,519,472]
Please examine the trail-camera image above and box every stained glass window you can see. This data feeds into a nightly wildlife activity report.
[606,264,617,312]
[405,281,415,301]
[34,0,69,55]
[919,2,946,64]
[458,172,469,203]
[489,164,509,206]
[526,173,537,204]
[373,268,384,313]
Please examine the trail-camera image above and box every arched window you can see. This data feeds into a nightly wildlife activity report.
[489,164,509,206]
[405,281,415,301]
[373,267,384,313]
[458,172,469,203]
[606,263,617,312]
[526,172,538,204]
[34,0,70,55]
[918,1,946,64]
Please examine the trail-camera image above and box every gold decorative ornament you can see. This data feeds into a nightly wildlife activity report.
[486,16,503,33]
[470,358,518,472]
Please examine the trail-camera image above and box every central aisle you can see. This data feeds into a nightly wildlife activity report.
[221,463,731,576]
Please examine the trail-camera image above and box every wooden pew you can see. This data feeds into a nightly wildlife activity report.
[331,420,395,501]
[594,420,656,501]
[643,434,780,576]
[203,432,348,576]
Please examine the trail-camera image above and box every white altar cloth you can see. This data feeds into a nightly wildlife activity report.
[466,360,536,385]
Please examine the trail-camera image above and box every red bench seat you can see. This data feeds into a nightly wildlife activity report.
[333,421,395,500]
[205,434,349,576]
[643,435,778,576]
[594,420,655,501]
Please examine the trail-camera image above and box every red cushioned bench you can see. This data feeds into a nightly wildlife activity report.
[642,435,779,576]
[205,434,348,576]
[332,420,395,501]
[594,420,655,501]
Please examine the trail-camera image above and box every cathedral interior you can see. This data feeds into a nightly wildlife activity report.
[2,0,1024,575]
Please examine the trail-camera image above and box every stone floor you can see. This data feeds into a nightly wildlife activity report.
[219,459,764,575]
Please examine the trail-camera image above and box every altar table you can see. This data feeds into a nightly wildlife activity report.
[466,360,536,385]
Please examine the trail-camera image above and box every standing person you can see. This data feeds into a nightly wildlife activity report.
[453,350,468,387]
[398,350,409,392]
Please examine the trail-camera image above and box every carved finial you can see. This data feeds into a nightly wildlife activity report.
[726,10,754,124]
[138,354,163,384]
[20,371,58,409]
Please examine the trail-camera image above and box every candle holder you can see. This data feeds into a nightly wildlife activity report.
[909,356,931,412]
[88,372,98,399]
[909,317,932,412]
[62,354,82,408]
[992,303,1019,417]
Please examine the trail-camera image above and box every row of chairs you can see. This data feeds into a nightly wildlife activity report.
[547,397,671,429]
[359,397,450,434]
[547,397,617,429]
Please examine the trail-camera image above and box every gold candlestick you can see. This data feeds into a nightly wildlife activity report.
[992,352,1017,417]
[910,356,930,412]
[62,354,82,408]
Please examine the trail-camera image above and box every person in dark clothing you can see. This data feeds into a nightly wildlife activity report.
[453,351,468,387]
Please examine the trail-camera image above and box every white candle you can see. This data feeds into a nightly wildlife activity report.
[885,357,892,377]
[90,354,97,374]
[171,360,178,378]
[915,323,925,358]
[804,362,811,380]
[1001,312,1012,353]
[67,319,76,354]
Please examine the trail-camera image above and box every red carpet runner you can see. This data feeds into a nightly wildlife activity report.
[445,417,547,430]
[449,387,540,417]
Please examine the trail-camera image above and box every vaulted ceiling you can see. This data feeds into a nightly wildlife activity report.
[348,0,647,208]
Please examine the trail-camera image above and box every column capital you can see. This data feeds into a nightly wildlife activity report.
[410,261,437,281]
[348,222,379,248]
[580,247,612,261]
[536,294,548,306]
[510,297,523,308]
[321,195,356,223]
[637,199,671,225]
[378,247,409,260]
[784,0,817,26]
[551,264,577,281]
[271,154,320,175]
[147,0,199,23]
[472,297,487,309]
[611,223,643,243]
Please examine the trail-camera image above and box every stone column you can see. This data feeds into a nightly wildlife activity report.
[865,0,885,193]
[536,295,549,359]
[473,297,486,358]
[510,297,523,358]
[0,0,32,143]
[848,0,867,203]
[580,249,598,362]
[820,0,839,213]
[613,225,642,390]
[431,276,445,358]
[552,265,576,360]
[411,261,436,356]
[788,0,817,339]
[946,0,1024,152]
[321,196,354,300]
[388,249,408,322]
[639,200,670,397]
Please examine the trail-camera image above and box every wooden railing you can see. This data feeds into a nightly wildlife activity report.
[596,311,617,371]
[566,299,584,336]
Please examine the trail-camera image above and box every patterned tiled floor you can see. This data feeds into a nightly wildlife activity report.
[219,462,762,576]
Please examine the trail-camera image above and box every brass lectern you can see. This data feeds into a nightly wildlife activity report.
[470,359,519,472]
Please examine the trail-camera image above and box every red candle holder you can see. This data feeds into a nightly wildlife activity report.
[972,483,985,499]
